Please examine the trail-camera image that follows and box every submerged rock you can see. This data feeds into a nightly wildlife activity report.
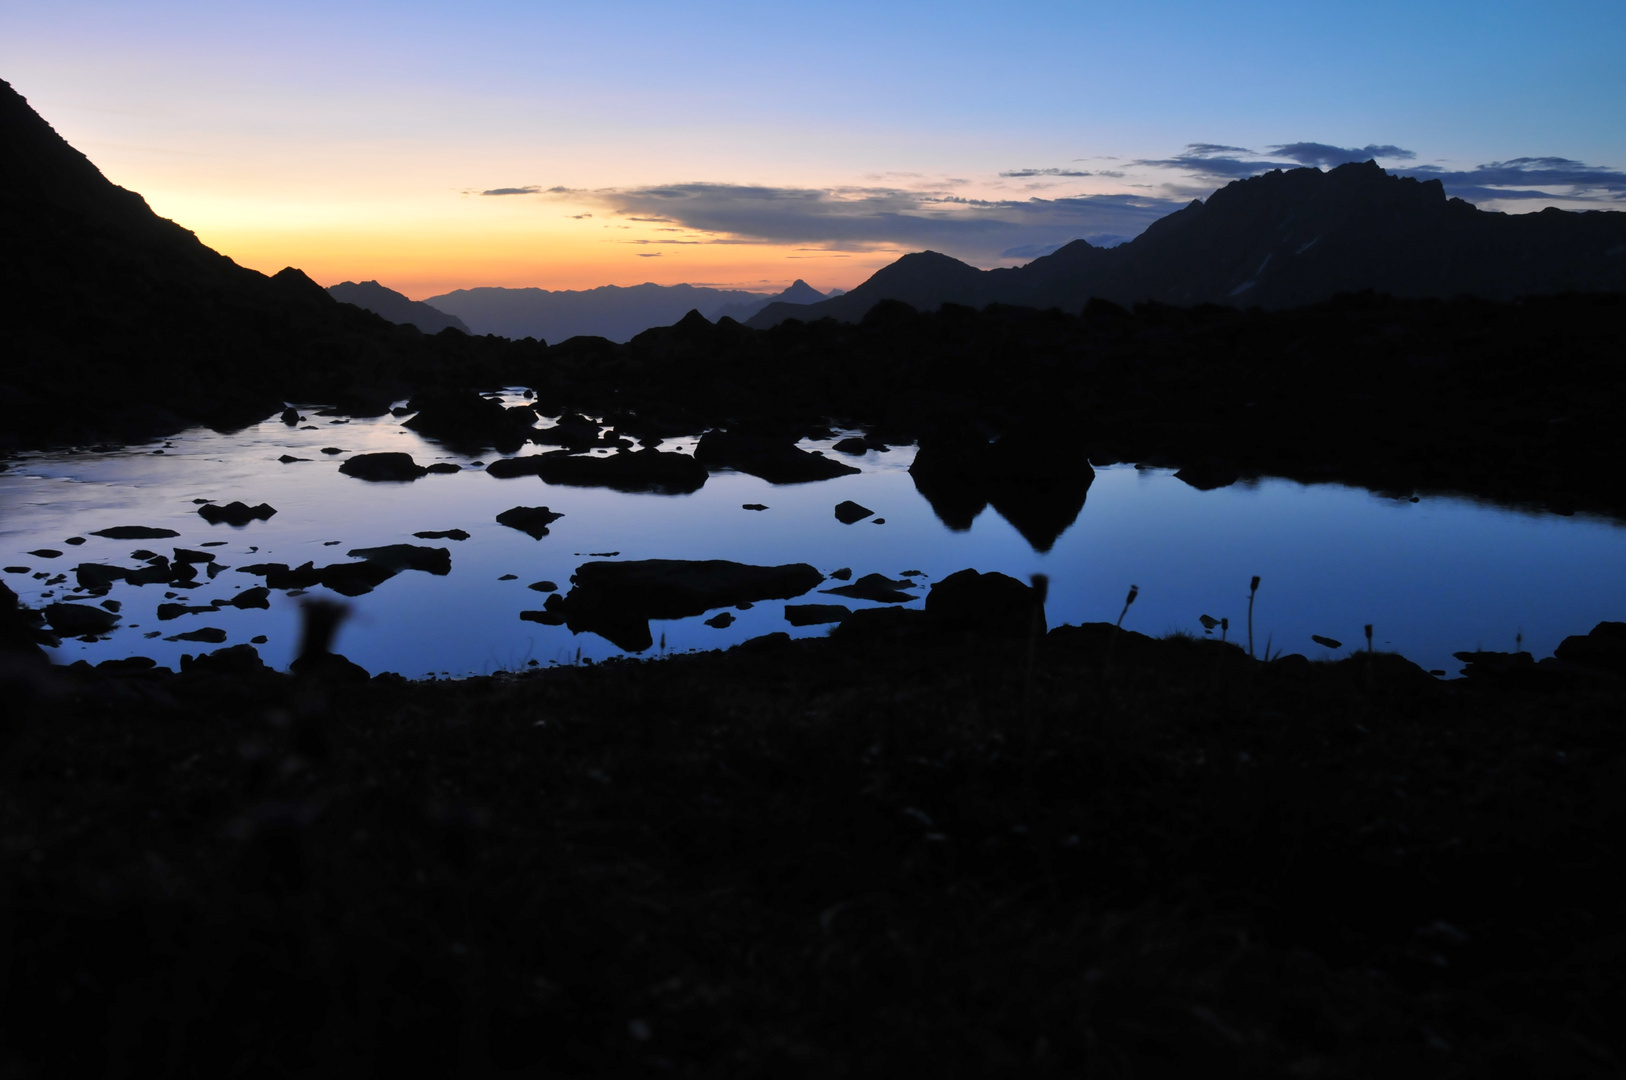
[495,506,565,539]
[339,452,430,482]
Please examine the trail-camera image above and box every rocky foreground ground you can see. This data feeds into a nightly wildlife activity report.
[3,577,1624,1078]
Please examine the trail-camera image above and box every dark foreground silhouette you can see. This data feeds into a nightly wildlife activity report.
[4,578,1625,1076]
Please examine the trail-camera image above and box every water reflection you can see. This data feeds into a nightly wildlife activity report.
[3,399,1625,679]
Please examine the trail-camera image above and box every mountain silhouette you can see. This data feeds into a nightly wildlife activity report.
[710,279,836,323]
[427,281,803,343]
[327,280,470,333]
[747,162,1626,327]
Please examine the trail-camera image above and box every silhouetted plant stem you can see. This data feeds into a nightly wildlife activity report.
[1103,584,1138,681]
[1247,576,1261,659]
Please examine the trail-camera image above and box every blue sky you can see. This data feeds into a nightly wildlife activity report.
[4,0,1622,295]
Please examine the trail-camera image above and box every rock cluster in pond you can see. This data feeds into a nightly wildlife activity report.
[339,452,428,481]
[197,502,277,526]
[547,559,824,651]
[822,573,918,604]
[495,506,564,539]
[694,430,861,484]
[909,419,1094,552]
[403,389,538,453]
[234,544,450,597]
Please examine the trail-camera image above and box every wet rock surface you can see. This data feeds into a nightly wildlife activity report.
[345,545,452,576]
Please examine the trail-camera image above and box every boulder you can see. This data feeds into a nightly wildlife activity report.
[495,506,565,539]
[197,502,277,526]
[280,408,301,425]
[1553,621,1626,674]
[831,437,871,455]
[527,581,558,593]
[173,548,215,564]
[785,603,852,626]
[27,549,61,559]
[426,463,462,475]
[45,602,121,637]
[924,568,1044,638]
[180,644,268,676]
[553,559,824,651]
[157,603,214,621]
[704,611,735,628]
[339,452,430,482]
[74,563,129,590]
[90,525,180,540]
[484,456,547,479]
[695,429,861,484]
[277,455,307,463]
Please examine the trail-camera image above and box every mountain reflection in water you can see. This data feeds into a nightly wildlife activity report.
[3,397,1625,679]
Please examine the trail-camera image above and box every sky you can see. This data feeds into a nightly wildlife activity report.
[4,0,1624,299]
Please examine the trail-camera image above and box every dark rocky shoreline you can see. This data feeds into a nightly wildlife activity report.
[3,584,1624,1076]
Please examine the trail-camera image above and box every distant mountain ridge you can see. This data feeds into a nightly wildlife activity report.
[747,162,1626,328]
[427,279,836,343]
[327,280,469,333]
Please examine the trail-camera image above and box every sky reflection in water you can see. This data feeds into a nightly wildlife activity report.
[3,402,1624,679]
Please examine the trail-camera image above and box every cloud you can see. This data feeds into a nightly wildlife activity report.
[636,252,662,257]
[1000,168,1093,178]
[570,213,592,219]
[538,181,1184,263]
[1401,156,1626,203]
[480,186,542,196]
[1269,143,1416,166]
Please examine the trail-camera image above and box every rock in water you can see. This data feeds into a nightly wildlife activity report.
[495,506,565,539]
[414,529,470,541]
[197,502,277,526]
[339,452,430,482]
[821,573,916,604]
[694,430,861,484]
[552,559,824,651]
[532,447,708,494]
[704,611,735,628]
[924,568,1044,638]
[90,525,180,540]
[834,500,873,524]
[44,602,120,637]
[346,544,452,575]
[784,603,852,626]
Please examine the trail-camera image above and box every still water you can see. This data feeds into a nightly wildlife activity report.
[4,399,1624,678]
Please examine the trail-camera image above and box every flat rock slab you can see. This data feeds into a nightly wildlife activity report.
[347,544,452,575]
[822,573,917,604]
[197,502,277,526]
[834,500,874,524]
[496,506,565,539]
[414,529,471,541]
[555,559,824,652]
[340,452,429,482]
[91,526,180,540]
[785,603,852,626]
